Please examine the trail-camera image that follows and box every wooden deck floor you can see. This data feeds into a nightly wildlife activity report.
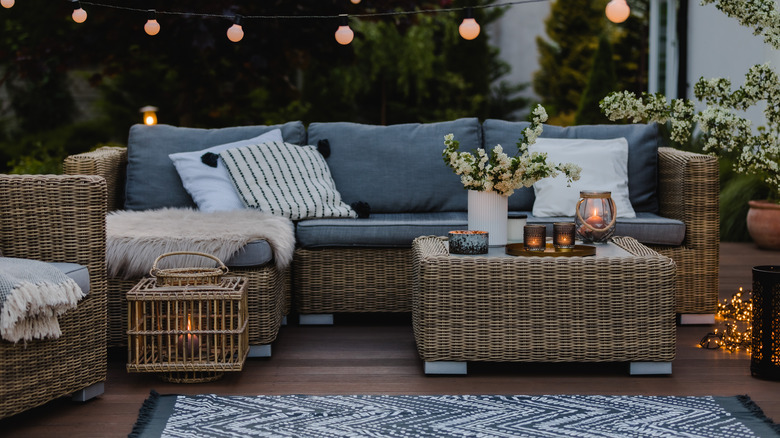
[2,242,780,437]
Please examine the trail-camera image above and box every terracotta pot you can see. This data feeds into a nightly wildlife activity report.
[747,200,780,250]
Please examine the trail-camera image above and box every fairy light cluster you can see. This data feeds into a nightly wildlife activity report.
[699,287,754,353]
[1,0,631,44]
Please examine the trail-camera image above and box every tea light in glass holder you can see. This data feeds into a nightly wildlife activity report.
[523,224,547,251]
[553,222,576,251]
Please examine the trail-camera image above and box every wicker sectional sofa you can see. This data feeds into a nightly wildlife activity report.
[64,118,719,345]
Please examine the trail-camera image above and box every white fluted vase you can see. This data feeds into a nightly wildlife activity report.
[467,190,508,247]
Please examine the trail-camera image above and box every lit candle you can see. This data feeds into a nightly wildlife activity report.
[177,315,200,358]
[553,222,576,250]
[585,207,605,228]
[523,224,547,251]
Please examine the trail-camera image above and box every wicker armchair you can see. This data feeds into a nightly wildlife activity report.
[0,174,107,419]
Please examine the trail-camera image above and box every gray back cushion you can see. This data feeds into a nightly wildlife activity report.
[124,122,307,211]
[307,118,481,213]
[482,120,661,213]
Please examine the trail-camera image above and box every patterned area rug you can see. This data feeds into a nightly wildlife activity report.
[129,392,780,438]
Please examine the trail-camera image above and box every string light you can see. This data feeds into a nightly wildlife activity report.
[459,8,480,40]
[4,0,550,39]
[334,14,354,45]
[605,0,630,23]
[144,10,160,36]
[71,0,87,23]
[226,14,244,43]
[699,287,753,354]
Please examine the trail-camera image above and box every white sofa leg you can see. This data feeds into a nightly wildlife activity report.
[72,381,104,402]
[248,344,272,358]
[298,314,334,325]
[679,314,715,325]
[629,362,672,375]
[424,361,467,375]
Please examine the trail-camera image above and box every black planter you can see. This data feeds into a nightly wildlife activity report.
[751,265,780,379]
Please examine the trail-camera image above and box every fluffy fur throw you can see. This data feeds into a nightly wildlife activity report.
[107,208,295,279]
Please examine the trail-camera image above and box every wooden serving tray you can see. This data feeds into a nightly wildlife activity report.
[505,243,596,257]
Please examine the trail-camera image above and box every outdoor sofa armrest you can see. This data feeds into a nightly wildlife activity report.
[0,174,108,418]
[64,146,127,212]
[657,147,720,249]
[655,147,720,314]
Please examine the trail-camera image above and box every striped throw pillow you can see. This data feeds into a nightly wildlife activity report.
[220,141,356,220]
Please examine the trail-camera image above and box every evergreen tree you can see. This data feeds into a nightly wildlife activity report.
[533,0,604,124]
[575,33,617,125]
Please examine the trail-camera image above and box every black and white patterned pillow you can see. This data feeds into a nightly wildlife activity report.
[220,141,356,220]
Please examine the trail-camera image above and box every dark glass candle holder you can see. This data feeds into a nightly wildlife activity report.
[553,222,576,251]
[523,224,546,251]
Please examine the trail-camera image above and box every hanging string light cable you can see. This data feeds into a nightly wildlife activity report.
[4,0,562,43]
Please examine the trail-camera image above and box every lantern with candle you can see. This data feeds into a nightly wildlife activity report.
[575,191,616,243]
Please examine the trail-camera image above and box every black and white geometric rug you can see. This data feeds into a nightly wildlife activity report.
[129,392,780,438]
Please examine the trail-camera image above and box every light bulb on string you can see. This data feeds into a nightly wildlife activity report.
[227,14,244,43]
[459,8,480,40]
[144,10,160,36]
[605,0,630,23]
[350,0,361,4]
[1,0,14,9]
[335,14,354,45]
[71,0,87,23]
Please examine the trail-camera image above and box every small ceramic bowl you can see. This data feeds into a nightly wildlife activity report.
[448,230,489,255]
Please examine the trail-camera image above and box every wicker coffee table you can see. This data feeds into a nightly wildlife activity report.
[411,235,676,375]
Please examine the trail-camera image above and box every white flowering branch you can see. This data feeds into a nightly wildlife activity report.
[600,0,780,202]
[443,104,581,197]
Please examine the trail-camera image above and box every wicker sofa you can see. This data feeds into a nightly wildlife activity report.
[0,174,107,418]
[64,119,719,341]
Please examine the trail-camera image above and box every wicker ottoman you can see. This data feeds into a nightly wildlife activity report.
[411,236,677,375]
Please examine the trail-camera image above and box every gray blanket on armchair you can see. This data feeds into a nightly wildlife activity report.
[0,257,85,343]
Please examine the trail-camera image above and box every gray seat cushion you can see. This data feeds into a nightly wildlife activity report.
[223,239,274,267]
[482,120,661,214]
[307,119,481,213]
[297,211,684,248]
[296,213,469,248]
[50,262,90,295]
[125,122,307,211]
[523,212,686,246]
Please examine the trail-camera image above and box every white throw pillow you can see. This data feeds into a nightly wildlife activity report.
[169,129,284,212]
[220,141,357,220]
[529,137,636,218]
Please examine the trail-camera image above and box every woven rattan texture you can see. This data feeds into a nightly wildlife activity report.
[63,146,126,212]
[293,247,412,313]
[107,264,285,348]
[126,277,249,378]
[654,148,719,314]
[0,174,107,419]
[411,236,677,363]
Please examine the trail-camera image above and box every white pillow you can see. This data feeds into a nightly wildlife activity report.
[220,141,357,220]
[529,137,636,218]
[169,129,284,212]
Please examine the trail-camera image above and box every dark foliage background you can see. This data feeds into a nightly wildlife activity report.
[0,0,527,173]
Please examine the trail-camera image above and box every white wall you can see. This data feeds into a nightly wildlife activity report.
[686,0,778,126]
